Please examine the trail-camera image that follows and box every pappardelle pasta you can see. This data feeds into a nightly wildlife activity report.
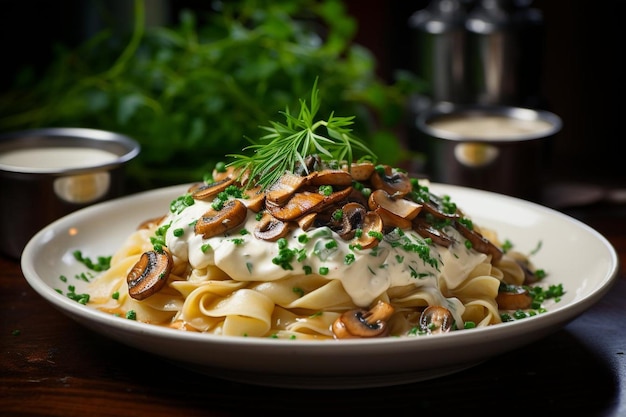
[86,159,549,340]
[85,85,556,340]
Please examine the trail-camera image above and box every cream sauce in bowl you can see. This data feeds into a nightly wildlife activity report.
[0,147,119,172]
[427,115,555,140]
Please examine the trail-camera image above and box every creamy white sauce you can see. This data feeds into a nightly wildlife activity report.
[428,115,553,139]
[164,196,489,323]
[0,147,118,171]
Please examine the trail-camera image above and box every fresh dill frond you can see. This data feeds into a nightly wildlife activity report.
[227,79,377,189]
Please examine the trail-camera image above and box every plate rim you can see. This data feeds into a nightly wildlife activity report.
[19,182,620,386]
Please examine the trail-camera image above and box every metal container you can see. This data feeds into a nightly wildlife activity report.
[416,103,561,200]
[408,0,469,103]
[465,0,544,106]
[0,128,140,259]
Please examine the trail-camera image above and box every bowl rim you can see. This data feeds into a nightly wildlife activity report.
[415,102,563,143]
[0,127,141,175]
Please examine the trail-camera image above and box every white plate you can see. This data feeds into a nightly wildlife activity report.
[21,183,619,389]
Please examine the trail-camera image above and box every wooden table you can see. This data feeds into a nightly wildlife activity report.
[2,196,625,417]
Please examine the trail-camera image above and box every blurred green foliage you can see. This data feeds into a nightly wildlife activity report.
[0,0,422,190]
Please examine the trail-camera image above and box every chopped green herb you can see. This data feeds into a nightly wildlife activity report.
[170,194,195,214]
[319,185,333,196]
[72,250,111,272]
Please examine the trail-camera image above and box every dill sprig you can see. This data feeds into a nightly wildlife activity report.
[227,80,377,189]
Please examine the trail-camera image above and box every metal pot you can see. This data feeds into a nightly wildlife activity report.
[416,102,561,200]
[0,128,140,259]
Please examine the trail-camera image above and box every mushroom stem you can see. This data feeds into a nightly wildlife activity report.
[362,300,395,325]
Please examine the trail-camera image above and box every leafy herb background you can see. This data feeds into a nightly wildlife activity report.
[0,0,422,191]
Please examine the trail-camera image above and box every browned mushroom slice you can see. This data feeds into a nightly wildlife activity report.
[127,248,173,300]
[454,220,503,262]
[332,202,367,240]
[254,212,292,241]
[265,172,307,206]
[332,300,395,339]
[297,212,317,231]
[412,218,455,247]
[190,176,236,201]
[421,201,460,220]
[318,185,354,209]
[344,161,375,182]
[267,186,353,222]
[305,169,353,187]
[419,305,454,334]
[352,210,383,250]
[374,206,412,231]
[266,191,325,221]
[496,284,533,310]
[367,189,422,220]
[194,199,248,239]
[212,165,238,183]
[369,168,412,197]
[242,185,265,212]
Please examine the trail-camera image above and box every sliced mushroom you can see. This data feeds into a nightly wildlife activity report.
[297,212,318,231]
[352,210,383,250]
[212,165,238,183]
[242,185,265,212]
[374,206,412,231]
[194,199,247,239]
[369,167,412,197]
[127,248,173,300]
[334,202,367,240]
[367,189,422,220]
[454,220,503,262]
[266,191,325,221]
[412,217,455,247]
[332,300,395,339]
[496,285,533,310]
[189,176,236,201]
[421,200,460,220]
[419,305,454,334]
[344,161,375,182]
[305,169,353,187]
[254,212,290,242]
[254,212,291,241]
[265,172,307,206]
[266,186,353,221]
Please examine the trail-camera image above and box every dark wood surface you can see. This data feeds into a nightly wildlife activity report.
[2,196,625,417]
